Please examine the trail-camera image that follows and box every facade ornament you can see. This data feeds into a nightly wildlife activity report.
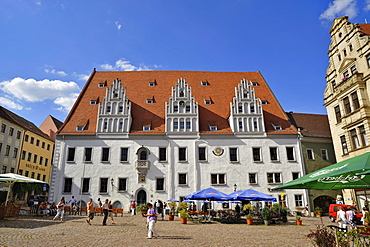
[212,147,224,156]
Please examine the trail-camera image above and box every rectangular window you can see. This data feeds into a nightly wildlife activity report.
[25,171,29,177]
[16,131,21,139]
[292,172,300,180]
[253,147,261,162]
[30,137,34,144]
[229,148,238,162]
[174,105,178,113]
[47,144,50,151]
[33,154,38,163]
[321,149,328,160]
[2,166,6,174]
[180,122,184,130]
[21,150,26,160]
[267,173,281,184]
[341,135,348,154]
[156,178,164,191]
[179,173,187,185]
[351,91,360,110]
[100,178,108,193]
[343,96,351,114]
[307,149,314,160]
[367,53,370,67]
[5,145,10,156]
[295,195,303,207]
[37,173,40,180]
[1,124,6,133]
[82,178,90,193]
[359,125,369,147]
[198,147,206,161]
[286,147,295,161]
[13,148,18,159]
[102,147,110,162]
[63,178,72,193]
[118,178,127,191]
[45,158,48,167]
[25,134,29,142]
[249,173,257,184]
[27,152,32,161]
[120,148,128,162]
[67,147,76,162]
[239,121,243,130]
[31,172,35,178]
[186,105,190,112]
[159,147,167,162]
[19,169,23,175]
[174,121,178,130]
[42,175,46,182]
[334,105,341,123]
[9,127,14,136]
[350,129,360,149]
[36,139,40,146]
[351,65,357,73]
[179,147,187,162]
[270,147,278,161]
[42,142,45,149]
[238,106,243,113]
[10,167,14,173]
[84,147,92,162]
[211,174,226,185]
[39,156,43,165]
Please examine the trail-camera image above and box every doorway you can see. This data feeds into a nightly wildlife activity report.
[137,189,147,205]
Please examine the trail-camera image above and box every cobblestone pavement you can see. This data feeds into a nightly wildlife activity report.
[0,213,331,247]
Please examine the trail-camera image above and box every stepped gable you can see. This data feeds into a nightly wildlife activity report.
[58,70,296,135]
[286,112,331,138]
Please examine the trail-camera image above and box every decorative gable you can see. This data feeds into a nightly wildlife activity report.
[97,78,131,136]
[229,78,265,135]
[165,77,199,134]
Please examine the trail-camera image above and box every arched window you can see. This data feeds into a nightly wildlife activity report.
[139,150,147,160]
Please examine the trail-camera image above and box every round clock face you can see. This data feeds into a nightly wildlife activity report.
[212,147,224,156]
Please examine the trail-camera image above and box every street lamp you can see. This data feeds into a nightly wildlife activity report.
[111,178,114,187]
[233,184,237,192]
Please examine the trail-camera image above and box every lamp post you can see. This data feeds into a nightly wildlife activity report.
[111,178,114,187]
[233,184,237,192]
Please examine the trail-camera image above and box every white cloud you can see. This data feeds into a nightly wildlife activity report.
[44,68,68,76]
[54,93,79,112]
[0,97,23,110]
[100,58,151,71]
[319,0,358,20]
[0,77,80,103]
[35,1,41,6]
[365,0,370,11]
[115,21,122,30]
[73,73,89,81]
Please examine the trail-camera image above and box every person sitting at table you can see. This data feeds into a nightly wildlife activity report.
[235,204,241,214]
[49,202,57,216]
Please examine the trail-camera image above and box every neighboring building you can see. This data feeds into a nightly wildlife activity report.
[39,115,63,142]
[0,107,24,174]
[286,112,337,213]
[324,16,370,207]
[0,106,55,203]
[50,70,307,211]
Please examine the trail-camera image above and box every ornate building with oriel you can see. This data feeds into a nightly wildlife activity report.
[50,70,307,210]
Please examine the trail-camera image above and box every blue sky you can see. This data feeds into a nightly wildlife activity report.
[1,0,370,126]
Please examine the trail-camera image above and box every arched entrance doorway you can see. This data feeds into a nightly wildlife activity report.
[314,195,335,215]
[137,189,147,205]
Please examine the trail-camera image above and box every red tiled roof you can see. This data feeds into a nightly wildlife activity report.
[359,24,370,36]
[58,70,296,135]
[286,112,331,138]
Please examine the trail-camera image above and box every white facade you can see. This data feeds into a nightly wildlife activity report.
[50,73,307,211]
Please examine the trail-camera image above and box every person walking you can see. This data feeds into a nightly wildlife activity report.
[336,206,347,231]
[146,203,159,239]
[108,200,116,224]
[346,206,356,229]
[131,201,136,216]
[102,199,109,225]
[53,197,65,222]
[86,199,95,225]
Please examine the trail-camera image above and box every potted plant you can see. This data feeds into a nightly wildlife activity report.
[296,215,302,225]
[179,209,190,224]
[168,201,177,221]
[243,203,256,213]
[314,206,322,217]
[246,213,254,225]
[280,207,288,223]
[262,207,271,226]
[135,204,148,217]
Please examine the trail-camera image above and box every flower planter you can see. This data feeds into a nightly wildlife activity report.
[168,214,175,221]
[264,219,270,226]
[296,220,302,225]
[246,219,254,225]
[180,217,187,224]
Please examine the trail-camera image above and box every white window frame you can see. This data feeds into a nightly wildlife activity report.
[320,149,328,161]
[249,173,258,184]
[211,173,226,185]
[306,148,314,160]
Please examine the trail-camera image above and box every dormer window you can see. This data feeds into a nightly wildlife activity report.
[210,126,217,131]
[143,125,151,131]
[146,99,154,104]
[98,82,106,88]
[149,81,156,87]
[351,65,357,73]
[76,126,84,131]
[261,100,268,105]
[271,123,282,130]
[90,100,97,105]
[205,100,212,105]
[252,82,259,86]
[201,81,209,86]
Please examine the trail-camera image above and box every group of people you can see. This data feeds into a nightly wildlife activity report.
[336,206,360,231]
